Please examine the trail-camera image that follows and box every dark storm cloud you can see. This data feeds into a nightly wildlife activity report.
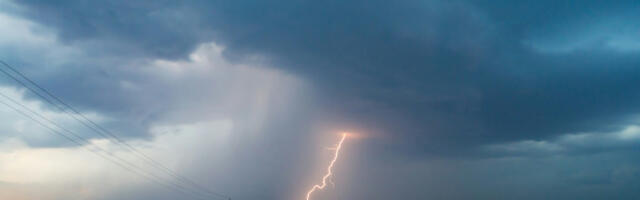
[9,0,640,154]
[5,1,640,200]
[11,0,206,59]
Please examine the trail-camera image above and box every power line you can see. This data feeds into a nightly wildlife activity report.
[0,95,213,200]
[0,60,230,200]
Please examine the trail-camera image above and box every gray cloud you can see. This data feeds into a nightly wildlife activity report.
[10,0,640,150]
[2,0,640,199]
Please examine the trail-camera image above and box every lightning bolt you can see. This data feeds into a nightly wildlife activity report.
[305,133,347,200]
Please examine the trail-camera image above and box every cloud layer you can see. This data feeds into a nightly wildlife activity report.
[1,0,640,199]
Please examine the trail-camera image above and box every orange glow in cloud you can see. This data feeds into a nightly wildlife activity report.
[305,133,348,200]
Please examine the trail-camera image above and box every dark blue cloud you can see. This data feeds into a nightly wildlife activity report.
[4,0,640,199]
[8,0,640,154]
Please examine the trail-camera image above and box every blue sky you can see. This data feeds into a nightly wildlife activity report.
[1,0,640,199]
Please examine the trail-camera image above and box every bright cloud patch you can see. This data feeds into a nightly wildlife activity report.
[0,119,233,200]
[486,124,640,156]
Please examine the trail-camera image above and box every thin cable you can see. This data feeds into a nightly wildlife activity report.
[0,60,229,200]
[0,96,212,200]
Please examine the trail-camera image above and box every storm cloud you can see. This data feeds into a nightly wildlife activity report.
[2,0,640,199]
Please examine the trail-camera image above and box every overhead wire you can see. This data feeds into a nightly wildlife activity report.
[0,94,213,200]
[0,60,229,200]
[0,60,230,200]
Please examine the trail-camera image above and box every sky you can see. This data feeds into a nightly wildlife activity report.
[1,0,640,199]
